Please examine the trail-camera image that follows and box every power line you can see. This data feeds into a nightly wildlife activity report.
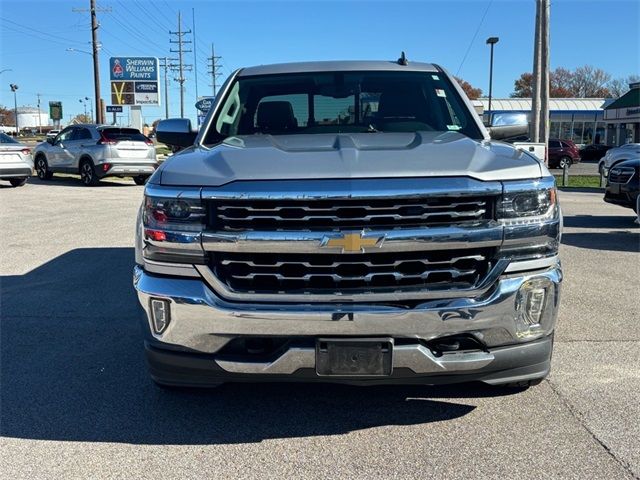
[456,0,494,76]
[0,17,87,46]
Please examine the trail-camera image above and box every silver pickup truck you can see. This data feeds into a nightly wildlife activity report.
[134,60,562,390]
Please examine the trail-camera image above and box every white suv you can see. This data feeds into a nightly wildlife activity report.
[33,124,158,186]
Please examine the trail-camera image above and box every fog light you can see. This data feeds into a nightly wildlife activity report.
[515,278,551,339]
[150,298,170,334]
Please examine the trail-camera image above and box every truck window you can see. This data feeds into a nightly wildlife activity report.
[205,71,482,143]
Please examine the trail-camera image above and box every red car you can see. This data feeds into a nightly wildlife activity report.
[548,139,581,168]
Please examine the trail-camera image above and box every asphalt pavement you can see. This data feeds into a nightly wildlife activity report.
[1,177,638,479]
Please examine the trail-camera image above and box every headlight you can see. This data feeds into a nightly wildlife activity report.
[498,186,557,225]
[143,196,205,235]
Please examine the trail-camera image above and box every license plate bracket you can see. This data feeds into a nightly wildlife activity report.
[316,338,393,376]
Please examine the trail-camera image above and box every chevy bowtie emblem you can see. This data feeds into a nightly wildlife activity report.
[322,232,382,253]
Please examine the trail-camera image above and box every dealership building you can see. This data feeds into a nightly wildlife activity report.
[602,82,640,145]
[479,97,612,146]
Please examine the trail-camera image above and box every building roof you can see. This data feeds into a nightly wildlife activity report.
[604,87,640,110]
[478,98,612,111]
[16,106,47,114]
[239,60,439,77]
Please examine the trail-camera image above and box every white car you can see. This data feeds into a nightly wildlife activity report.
[0,132,33,187]
[599,143,640,176]
[46,129,61,139]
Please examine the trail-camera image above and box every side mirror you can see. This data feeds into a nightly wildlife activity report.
[487,124,529,141]
[46,137,54,145]
[156,118,197,148]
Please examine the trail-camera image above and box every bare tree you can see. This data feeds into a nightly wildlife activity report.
[570,65,611,97]
[607,75,640,97]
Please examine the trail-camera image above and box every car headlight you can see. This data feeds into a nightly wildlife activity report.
[497,186,557,225]
[143,196,205,237]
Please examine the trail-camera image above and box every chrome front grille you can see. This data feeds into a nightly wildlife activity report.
[207,197,493,231]
[608,167,635,184]
[211,249,494,294]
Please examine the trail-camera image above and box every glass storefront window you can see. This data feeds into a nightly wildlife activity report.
[560,122,572,141]
[550,121,560,139]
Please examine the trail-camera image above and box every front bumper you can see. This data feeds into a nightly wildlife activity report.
[133,262,561,386]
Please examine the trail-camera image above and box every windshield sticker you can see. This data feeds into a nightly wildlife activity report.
[435,89,446,97]
[447,125,462,131]
[431,75,440,80]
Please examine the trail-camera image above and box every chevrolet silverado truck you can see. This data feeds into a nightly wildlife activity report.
[134,60,562,389]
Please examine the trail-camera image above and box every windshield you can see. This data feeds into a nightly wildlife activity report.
[0,132,19,144]
[101,128,147,142]
[204,71,482,143]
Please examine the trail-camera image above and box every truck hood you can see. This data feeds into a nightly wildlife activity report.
[157,131,543,187]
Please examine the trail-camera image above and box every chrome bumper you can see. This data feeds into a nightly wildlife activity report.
[133,261,562,355]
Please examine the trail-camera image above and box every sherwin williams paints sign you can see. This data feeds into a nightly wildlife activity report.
[109,57,160,106]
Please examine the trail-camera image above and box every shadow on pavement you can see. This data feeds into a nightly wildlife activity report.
[1,248,523,446]
[562,231,639,253]
[563,214,637,229]
[24,176,135,188]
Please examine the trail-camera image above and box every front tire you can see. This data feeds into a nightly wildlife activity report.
[9,178,28,187]
[35,156,53,180]
[558,156,572,169]
[133,175,149,186]
[80,160,99,186]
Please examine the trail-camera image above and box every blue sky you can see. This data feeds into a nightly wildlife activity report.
[1,0,638,125]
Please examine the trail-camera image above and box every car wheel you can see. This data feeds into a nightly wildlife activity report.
[80,160,99,186]
[9,178,28,187]
[35,156,53,180]
[133,175,149,186]
[558,156,572,169]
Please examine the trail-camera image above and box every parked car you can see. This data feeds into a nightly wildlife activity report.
[579,143,612,161]
[46,129,60,139]
[33,125,158,186]
[548,139,581,168]
[604,158,640,213]
[598,143,640,176]
[135,59,562,391]
[0,132,33,187]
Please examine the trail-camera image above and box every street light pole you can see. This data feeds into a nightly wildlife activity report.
[10,83,19,134]
[486,37,499,126]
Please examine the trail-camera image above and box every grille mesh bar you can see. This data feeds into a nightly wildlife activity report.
[211,249,493,294]
[208,197,493,231]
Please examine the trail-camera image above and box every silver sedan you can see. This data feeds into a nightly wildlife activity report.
[0,132,33,187]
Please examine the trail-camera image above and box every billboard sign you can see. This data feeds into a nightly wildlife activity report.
[49,101,63,120]
[109,57,160,106]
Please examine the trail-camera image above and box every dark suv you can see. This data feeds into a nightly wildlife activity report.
[548,139,580,169]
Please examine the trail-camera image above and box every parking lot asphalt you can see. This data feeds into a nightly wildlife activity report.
[1,177,639,479]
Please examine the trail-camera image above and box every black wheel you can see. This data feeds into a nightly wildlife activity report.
[500,378,544,390]
[35,155,53,180]
[80,160,99,186]
[9,178,28,187]
[558,156,572,169]
[133,175,149,186]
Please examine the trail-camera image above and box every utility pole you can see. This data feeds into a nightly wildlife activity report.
[169,11,192,118]
[531,0,542,143]
[540,0,550,147]
[192,8,199,102]
[159,57,175,119]
[72,1,110,124]
[208,43,223,97]
[37,93,42,133]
